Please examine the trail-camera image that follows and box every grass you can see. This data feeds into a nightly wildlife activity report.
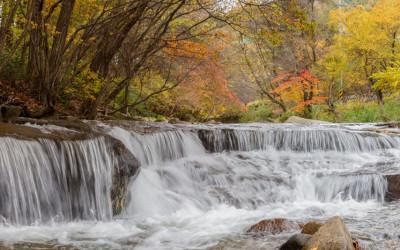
[334,100,400,123]
[241,99,400,123]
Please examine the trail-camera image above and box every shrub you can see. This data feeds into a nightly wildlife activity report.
[239,102,274,123]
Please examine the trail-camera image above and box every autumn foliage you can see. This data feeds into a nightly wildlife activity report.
[273,70,327,114]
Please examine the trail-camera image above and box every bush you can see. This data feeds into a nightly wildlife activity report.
[239,102,274,122]
[311,103,335,122]
[335,100,400,123]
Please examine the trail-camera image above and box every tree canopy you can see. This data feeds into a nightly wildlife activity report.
[1,0,399,122]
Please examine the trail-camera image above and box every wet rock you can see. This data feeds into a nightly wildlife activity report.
[302,216,354,250]
[376,122,400,128]
[41,112,60,120]
[109,137,141,215]
[1,105,22,120]
[353,238,362,250]
[206,120,220,124]
[246,218,302,235]
[279,233,311,250]
[59,115,80,120]
[169,117,181,124]
[301,221,324,235]
[12,118,95,133]
[0,241,71,249]
[385,174,400,201]
[0,121,96,141]
[0,122,67,140]
[284,116,330,124]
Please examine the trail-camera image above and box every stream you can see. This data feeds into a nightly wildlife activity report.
[0,122,399,249]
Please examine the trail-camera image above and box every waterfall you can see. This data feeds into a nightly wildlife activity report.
[0,136,114,225]
[198,127,400,152]
[106,126,205,165]
[0,122,399,249]
[99,124,393,217]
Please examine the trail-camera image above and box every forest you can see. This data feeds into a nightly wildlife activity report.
[0,0,399,123]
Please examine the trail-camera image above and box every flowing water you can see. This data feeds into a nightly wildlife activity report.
[0,122,400,249]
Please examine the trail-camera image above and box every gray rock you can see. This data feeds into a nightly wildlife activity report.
[302,216,354,250]
[206,120,220,124]
[169,118,181,124]
[279,233,311,250]
[284,116,330,124]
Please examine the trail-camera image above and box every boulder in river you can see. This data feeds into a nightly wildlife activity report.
[279,233,312,250]
[109,137,141,215]
[246,218,302,235]
[385,174,400,201]
[301,221,324,235]
[302,216,354,250]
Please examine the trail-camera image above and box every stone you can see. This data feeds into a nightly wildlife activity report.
[284,116,330,124]
[246,218,302,235]
[279,233,312,250]
[301,221,324,235]
[65,116,79,121]
[385,174,400,201]
[302,216,354,250]
[169,118,181,124]
[206,120,220,124]
[1,105,22,120]
[109,137,141,215]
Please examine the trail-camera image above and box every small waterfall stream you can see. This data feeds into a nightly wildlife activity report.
[0,122,399,249]
[0,136,114,225]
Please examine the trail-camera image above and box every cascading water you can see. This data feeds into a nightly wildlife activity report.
[0,136,114,225]
[0,122,399,249]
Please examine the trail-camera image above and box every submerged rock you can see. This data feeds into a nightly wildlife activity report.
[301,221,324,235]
[284,116,330,124]
[279,233,312,250]
[246,218,302,235]
[302,216,354,250]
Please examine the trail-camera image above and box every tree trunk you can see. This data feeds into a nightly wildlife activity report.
[376,89,384,105]
[27,0,76,117]
[28,0,45,98]
[0,0,22,56]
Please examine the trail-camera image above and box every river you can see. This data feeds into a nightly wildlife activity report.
[0,121,399,249]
